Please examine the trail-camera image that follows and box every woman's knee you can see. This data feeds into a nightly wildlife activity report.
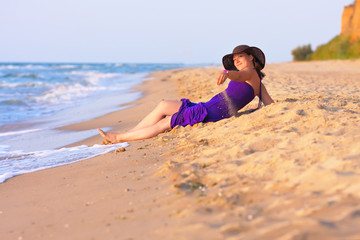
[158,99,168,107]
[155,100,168,112]
[156,100,180,114]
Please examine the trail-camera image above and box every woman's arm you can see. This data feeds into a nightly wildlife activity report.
[217,69,254,85]
[260,83,274,106]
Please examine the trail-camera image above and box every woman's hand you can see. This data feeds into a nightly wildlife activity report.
[217,70,229,85]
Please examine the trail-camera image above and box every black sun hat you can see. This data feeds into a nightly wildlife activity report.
[222,45,266,71]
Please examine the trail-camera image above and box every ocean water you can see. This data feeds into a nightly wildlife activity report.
[0,62,184,183]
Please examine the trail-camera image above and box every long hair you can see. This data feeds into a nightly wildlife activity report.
[252,57,265,79]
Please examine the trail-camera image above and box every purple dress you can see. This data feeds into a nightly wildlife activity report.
[170,80,257,128]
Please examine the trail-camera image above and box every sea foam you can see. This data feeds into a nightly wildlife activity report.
[0,62,186,182]
[0,142,129,183]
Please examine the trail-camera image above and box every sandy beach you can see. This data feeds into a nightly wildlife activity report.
[1,60,360,239]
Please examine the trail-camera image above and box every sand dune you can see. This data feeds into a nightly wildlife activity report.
[155,60,360,239]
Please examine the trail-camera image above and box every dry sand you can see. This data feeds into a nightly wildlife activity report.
[1,60,360,240]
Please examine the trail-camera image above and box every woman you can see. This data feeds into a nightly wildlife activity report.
[98,45,274,143]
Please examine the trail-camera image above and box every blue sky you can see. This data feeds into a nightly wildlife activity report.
[0,0,354,64]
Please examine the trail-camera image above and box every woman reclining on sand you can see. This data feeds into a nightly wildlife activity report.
[98,45,274,143]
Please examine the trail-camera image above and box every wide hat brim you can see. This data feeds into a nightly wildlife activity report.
[222,45,265,71]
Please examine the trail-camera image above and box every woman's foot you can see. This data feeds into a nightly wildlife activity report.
[97,129,122,143]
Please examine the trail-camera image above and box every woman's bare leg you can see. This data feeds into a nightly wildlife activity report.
[130,100,181,131]
[98,117,171,143]
[98,100,181,143]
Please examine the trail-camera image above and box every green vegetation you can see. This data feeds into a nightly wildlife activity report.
[311,35,360,60]
[291,44,313,61]
[292,35,360,61]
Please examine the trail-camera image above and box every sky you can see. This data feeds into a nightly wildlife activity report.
[0,0,355,64]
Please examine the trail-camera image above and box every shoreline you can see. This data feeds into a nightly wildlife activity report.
[1,61,360,239]
[0,68,184,239]
[59,68,184,147]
